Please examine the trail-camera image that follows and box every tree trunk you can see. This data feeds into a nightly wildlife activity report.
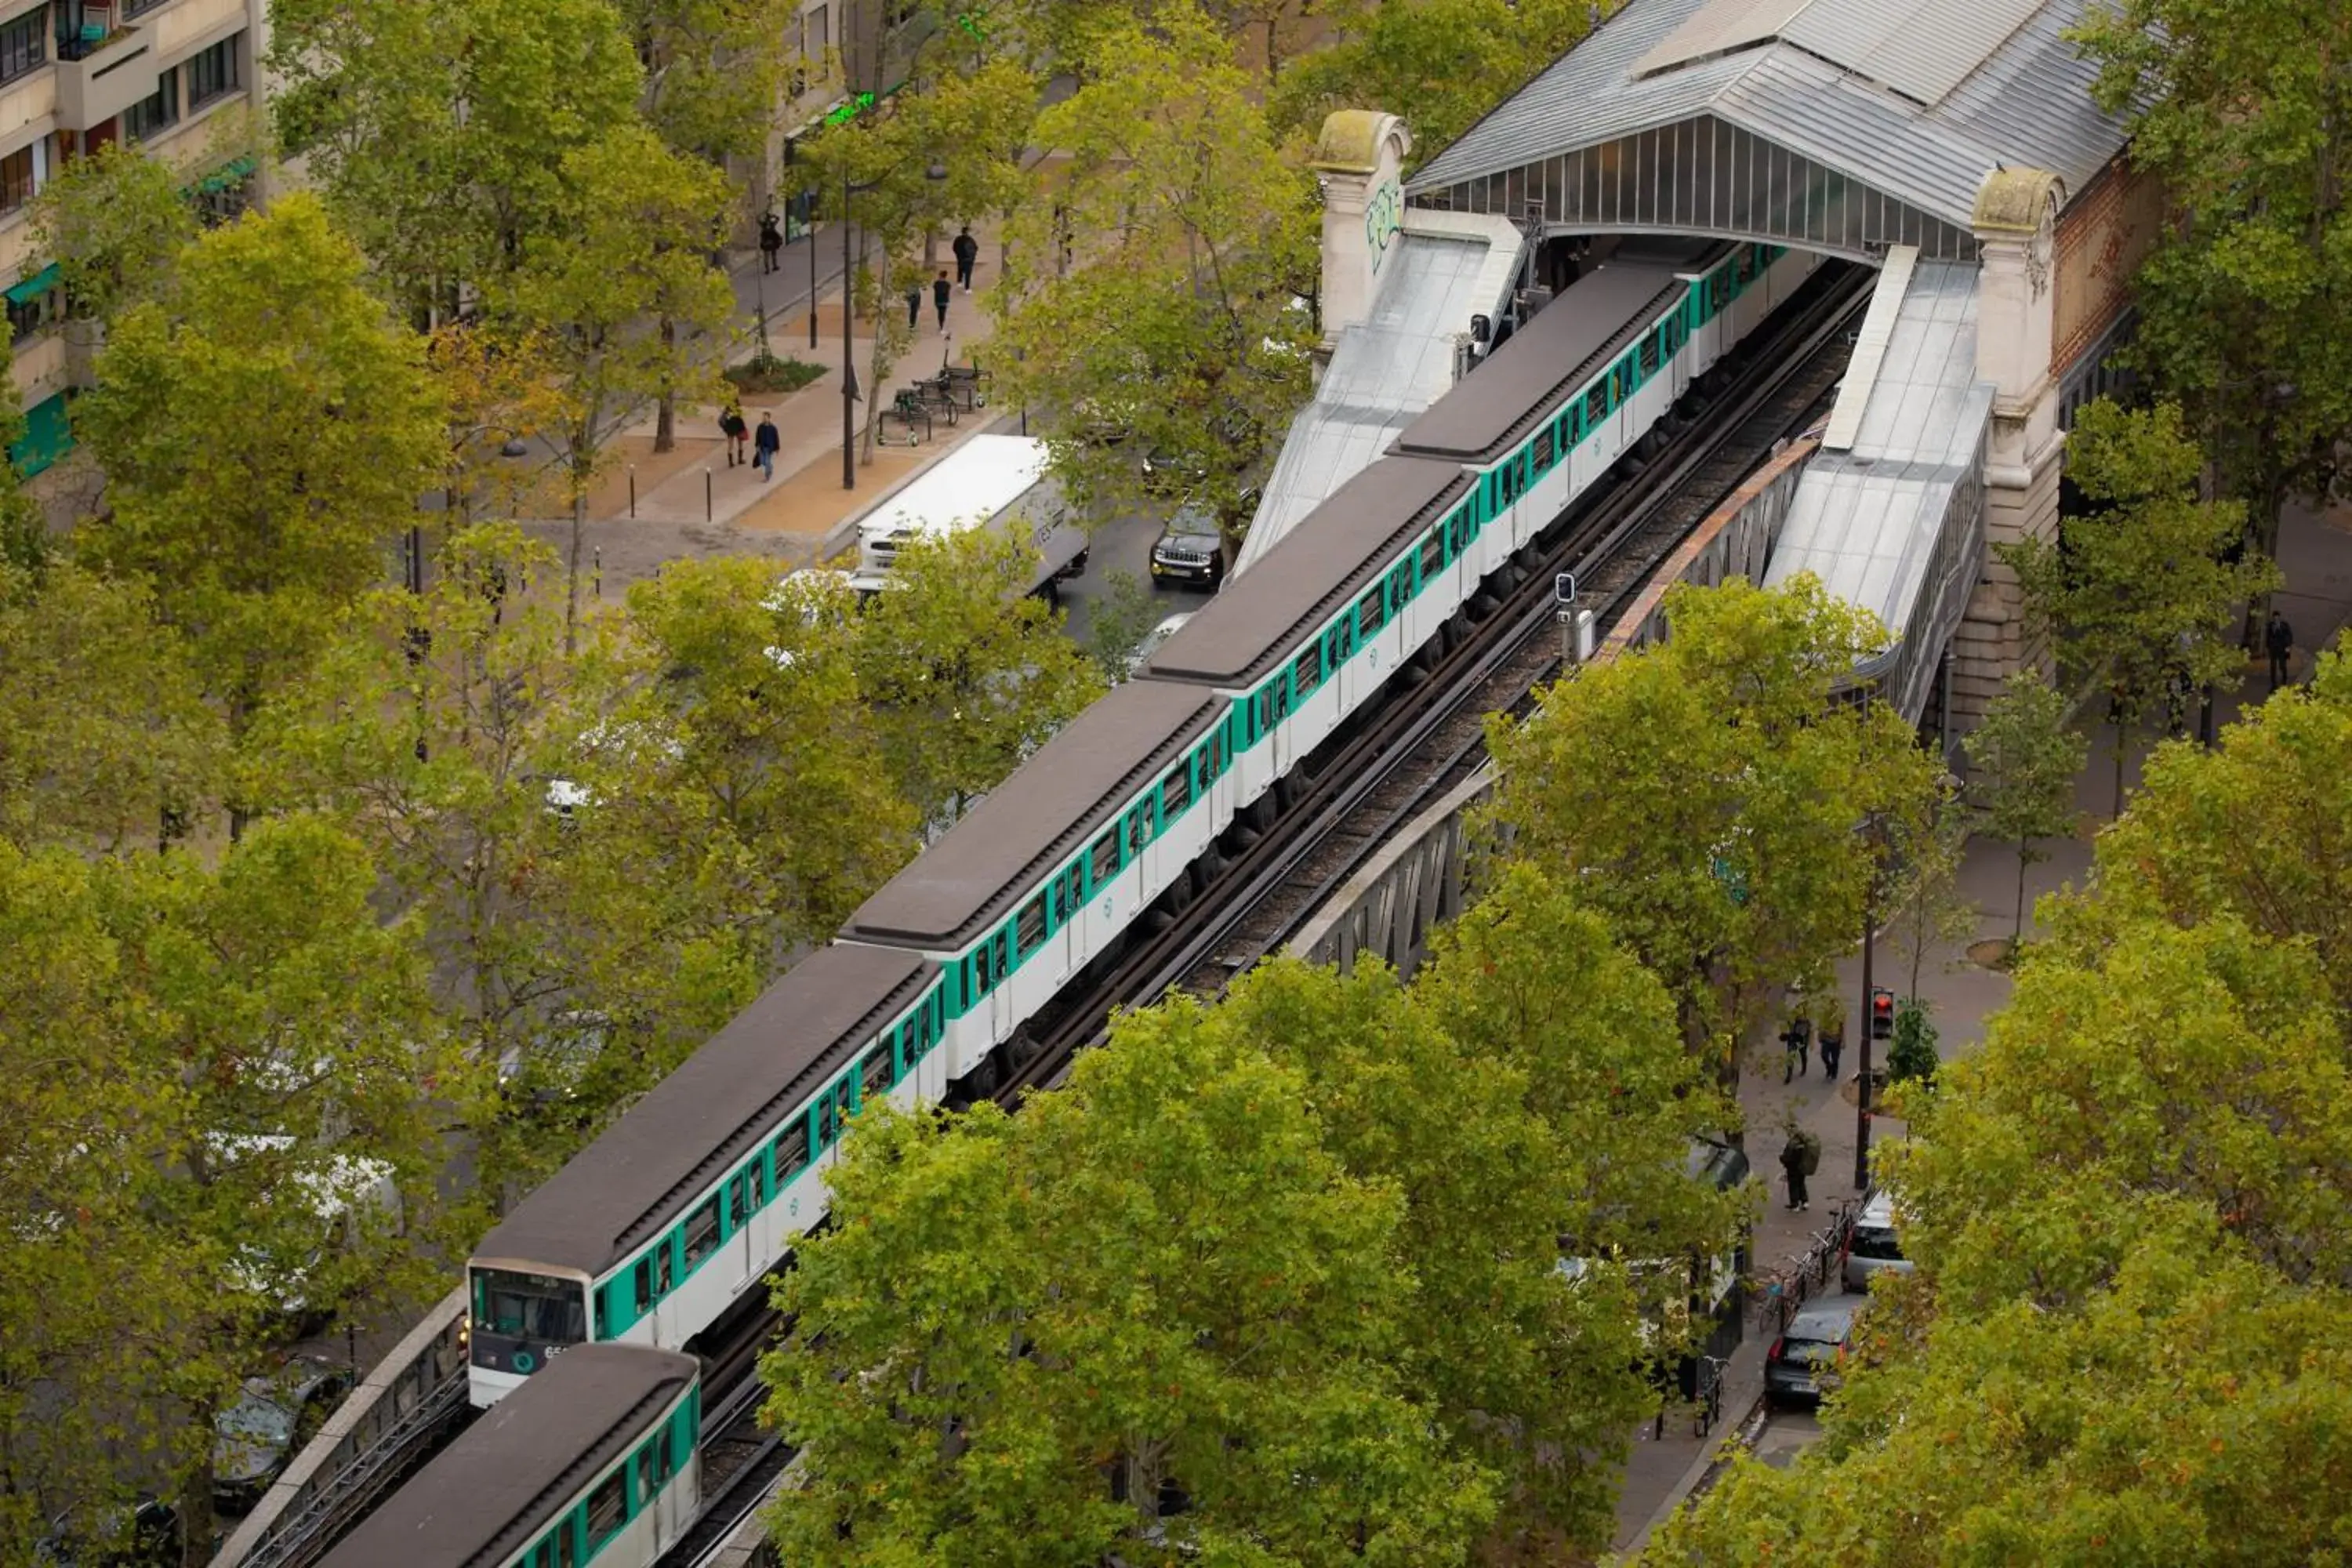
[2111,708,2127,818]
[566,487,585,656]
[654,318,677,453]
[2014,845,2029,941]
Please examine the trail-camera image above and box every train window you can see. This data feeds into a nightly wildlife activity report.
[1533,427,1554,473]
[1018,895,1047,953]
[1585,383,1607,423]
[1455,503,1477,548]
[726,1173,746,1229]
[586,1472,626,1545]
[816,1094,837,1149]
[777,1120,810,1182]
[536,1540,553,1568]
[992,931,1011,982]
[1162,760,1191,817]
[1642,333,1661,376]
[1126,809,1145,860]
[750,1159,767,1210]
[557,1526,578,1568]
[835,1079,856,1132]
[1358,587,1385,637]
[972,942,993,996]
[862,1044,892,1098]
[637,1446,656,1505]
[633,1256,653,1312]
[683,1198,720,1268]
[1091,830,1120,884]
[1419,531,1444,578]
[1294,641,1321,692]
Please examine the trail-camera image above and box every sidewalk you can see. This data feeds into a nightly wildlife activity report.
[516,216,1022,601]
[1606,495,2352,1559]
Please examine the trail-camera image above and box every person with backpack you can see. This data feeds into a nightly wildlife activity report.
[753,411,780,481]
[1781,1011,1811,1083]
[758,211,784,274]
[953,225,980,291]
[719,401,748,467]
[1817,1004,1845,1082]
[1780,1129,1815,1212]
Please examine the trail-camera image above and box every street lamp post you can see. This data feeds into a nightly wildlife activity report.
[840,157,949,493]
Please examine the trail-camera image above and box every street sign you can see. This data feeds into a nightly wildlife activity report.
[1554,572,1577,606]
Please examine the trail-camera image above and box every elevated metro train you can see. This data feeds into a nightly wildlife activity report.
[463,235,1823,1415]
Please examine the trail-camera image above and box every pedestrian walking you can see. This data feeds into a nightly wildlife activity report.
[719,401,748,468]
[1780,1012,1810,1084]
[758,212,783,275]
[932,270,952,332]
[2267,609,2295,691]
[1817,1006,1844,1082]
[906,282,922,332]
[753,411,779,481]
[953,225,979,291]
[1780,1131,1813,1213]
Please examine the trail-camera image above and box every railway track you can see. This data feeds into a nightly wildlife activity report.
[1000,260,1871,1096]
[620,259,1870,1568]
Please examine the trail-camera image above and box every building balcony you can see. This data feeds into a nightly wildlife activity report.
[54,21,159,132]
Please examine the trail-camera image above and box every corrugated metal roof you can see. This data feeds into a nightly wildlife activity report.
[1412,0,2126,229]
[1635,0,1809,78]
[1766,260,1989,632]
[1236,217,1520,573]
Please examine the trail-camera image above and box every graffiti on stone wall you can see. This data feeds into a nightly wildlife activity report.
[2053,161,2165,373]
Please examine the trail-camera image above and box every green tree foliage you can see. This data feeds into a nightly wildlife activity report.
[1879,782,1979,1002]
[1082,568,1163,681]
[1487,577,1940,1072]
[2090,650,2352,1021]
[1961,670,2085,942]
[619,0,797,164]
[761,1003,1497,1566]
[989,2,1318,552]
[267,0,646,314]
[1272,0,1613,169]
[1884,999,1937,1086]
[27,140,198,325]
[852,528,1105,826]
[1645,695,2352,1562]
[1998,401,2279,811]
[501,123,734,646]
[0,561,220,850]
[0,333,41,578]
[1224,865,1744,1554]
[2074,0,2352,554]
[74,194,446,744]
[0,822,448,1547]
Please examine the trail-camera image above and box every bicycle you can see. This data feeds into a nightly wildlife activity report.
[1693,1355,1728,1436]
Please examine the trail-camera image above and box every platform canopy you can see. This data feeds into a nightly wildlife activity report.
[1407,0,2129,263]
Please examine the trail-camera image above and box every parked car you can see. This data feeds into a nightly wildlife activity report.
[1126,612,1195,680]
[35,1498,182,1568]
[1842,1190,1915,1292]
[1764,1294,1863,1409]
[212,1356,353,1516]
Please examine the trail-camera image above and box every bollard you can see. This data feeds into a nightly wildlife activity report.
[705,467,713,523]
[593,546,603,599]
[628,465,637,519]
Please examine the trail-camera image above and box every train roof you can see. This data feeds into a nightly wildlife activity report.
[1390,256,1695,464]
[321,1345,696,1568]
[474,944,931,1276]
[842,681,1227,949]
[1138,456,1465,688]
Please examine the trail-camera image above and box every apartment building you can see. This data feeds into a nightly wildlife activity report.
[0,0,263,477]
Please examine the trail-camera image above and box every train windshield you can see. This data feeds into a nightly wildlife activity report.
[474,1269,587,1341]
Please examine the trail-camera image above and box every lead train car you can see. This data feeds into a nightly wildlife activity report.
[325,1345,700,1568]
[466,946,939,1406]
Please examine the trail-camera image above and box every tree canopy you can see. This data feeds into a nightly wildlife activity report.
[1487,576,1940,1069]
[2074,0,2352,552]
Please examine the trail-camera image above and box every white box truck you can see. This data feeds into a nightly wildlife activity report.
[845,434,1089,602]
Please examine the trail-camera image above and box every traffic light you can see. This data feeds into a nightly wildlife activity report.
[1870,987,1896,1041]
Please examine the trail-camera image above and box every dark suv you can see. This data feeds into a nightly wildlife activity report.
[1149,502,1226,591]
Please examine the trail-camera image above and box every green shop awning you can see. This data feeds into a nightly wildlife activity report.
[5,263,57,305]
[10,391,73,480]
[194,154,256,196]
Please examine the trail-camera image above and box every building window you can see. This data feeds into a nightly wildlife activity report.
[123,0,172,17]
[185,33,240,111]
[7,283,53,343]
[0,9,42,86]
[0,145,31,216]
[123,75,178,143]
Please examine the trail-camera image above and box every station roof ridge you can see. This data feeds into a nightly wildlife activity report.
[1409,0,2130,238]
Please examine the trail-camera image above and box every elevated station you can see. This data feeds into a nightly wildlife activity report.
[1250,0,2159,727]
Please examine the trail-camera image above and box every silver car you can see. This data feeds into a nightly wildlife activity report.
[1842,1191,1915,1291]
